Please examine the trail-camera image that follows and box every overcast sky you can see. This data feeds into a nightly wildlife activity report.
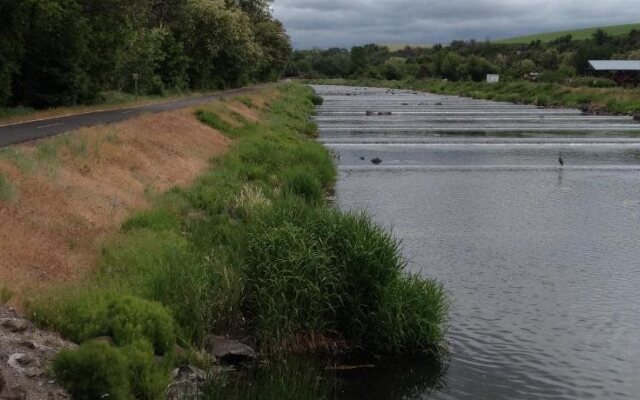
[272,0,640,49]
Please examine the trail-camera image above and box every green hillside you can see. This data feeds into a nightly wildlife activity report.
[495,22,640,44]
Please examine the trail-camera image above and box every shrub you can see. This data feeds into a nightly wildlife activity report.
[54,341,131,400]
[107,295,175,355]
[309,93,323,105]
[122,340,171,400]
[30,291,175,355]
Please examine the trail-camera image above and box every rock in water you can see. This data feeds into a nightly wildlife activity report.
[371,157,382,165]
[205,335,256,364]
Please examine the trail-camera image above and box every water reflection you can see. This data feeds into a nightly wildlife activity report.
[332,357,447,400]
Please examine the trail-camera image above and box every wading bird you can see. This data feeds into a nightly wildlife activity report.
[558,152,564,167]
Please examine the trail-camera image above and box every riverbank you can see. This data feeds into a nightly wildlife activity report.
[309,78,640,115]
[11,83,446,399]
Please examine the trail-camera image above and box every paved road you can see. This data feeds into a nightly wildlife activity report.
[312,85,640,137]
[0,86,262,147]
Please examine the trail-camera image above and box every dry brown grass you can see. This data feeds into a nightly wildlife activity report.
[0,106,235,295]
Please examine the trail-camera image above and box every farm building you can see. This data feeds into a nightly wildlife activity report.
[588,60,640,85]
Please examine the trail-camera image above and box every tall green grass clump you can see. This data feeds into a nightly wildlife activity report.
[54,341,131,400]
[244,198,447,354]
[54,339,170,400]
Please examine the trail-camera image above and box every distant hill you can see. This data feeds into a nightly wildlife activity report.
[495,23,640,44]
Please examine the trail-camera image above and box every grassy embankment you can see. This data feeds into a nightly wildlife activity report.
[24,83,447,399]
[311,78,640,114]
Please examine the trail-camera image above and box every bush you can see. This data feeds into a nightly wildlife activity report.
[107,295,175,355]
[54,341,131,400]
[309,93,323,105]
[123,340,171,400]
[30,291,175,355]
[54,339,171,400]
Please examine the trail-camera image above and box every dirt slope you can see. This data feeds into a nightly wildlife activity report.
[0,105,243,296]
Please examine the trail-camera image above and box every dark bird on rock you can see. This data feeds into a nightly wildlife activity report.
[558,153,564,167]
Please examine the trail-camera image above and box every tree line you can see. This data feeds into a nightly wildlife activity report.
[0,0,291,108]
[287,29,640,85]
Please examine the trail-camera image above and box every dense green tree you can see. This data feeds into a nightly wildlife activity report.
[467,56,498,81]
[381,58,405,80]
[253,19,292,81]
[1,0,291,108]
[0,0,29,105]
[13,0,95,107]
[539,48,560,70]
[440,52,468,81]
[350,46,368,75]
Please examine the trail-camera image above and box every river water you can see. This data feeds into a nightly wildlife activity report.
[313,86,640,399]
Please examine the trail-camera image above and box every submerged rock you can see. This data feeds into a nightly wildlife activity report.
[205,335,256,364]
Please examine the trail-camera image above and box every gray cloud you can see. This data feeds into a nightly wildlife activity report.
[272,0,640,48]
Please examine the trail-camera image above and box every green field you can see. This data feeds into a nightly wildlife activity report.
[495,22,640,44]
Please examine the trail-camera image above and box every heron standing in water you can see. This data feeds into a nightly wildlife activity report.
[558,152,564,167]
